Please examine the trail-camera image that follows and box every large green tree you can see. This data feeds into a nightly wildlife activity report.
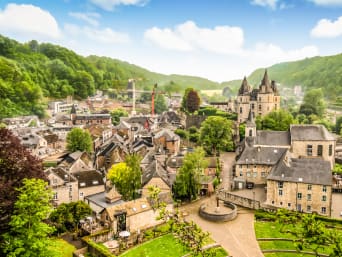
[259,110,295,131]
[3,178,55,257]
[0,129,46,237]
[173,147,208,201]
[154,94,168,114]
[181,88,201,113]
[336,116,342,134]
[66,128,92,153]
[299,88,326,117]
[110,108,128,126]
[199,116,233,156]
[107,154,142,200]
[49,201,92,234]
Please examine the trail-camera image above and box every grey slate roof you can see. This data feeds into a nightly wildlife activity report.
[85,191,124,210]
[142,159,171,187]
[166,155,184,168]
[255,131,291,146]
[73,170,104,188]
[236,146,287,165]
[268,157,332,185]
[45,167,77,183]
[290,125,335,141]
[140,149,156,166]
[154,129,180,141]
[158,111,181,124]
[75,114,111,120]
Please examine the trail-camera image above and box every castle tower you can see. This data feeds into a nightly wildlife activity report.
[237,76,252,123]
[236,71,280,123]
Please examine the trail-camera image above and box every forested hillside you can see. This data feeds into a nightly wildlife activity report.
[0,35,221,119]
[225,54,342,101]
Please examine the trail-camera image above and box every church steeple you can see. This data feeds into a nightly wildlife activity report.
[245,109,256,138]
[238,76,251,95]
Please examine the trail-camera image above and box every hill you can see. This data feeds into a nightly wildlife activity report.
[224,54,342,100]
[0,34,221,119]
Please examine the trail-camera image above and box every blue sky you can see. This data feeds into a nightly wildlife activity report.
[0,0,342,82]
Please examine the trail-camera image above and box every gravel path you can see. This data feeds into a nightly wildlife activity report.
[180,197,264,257]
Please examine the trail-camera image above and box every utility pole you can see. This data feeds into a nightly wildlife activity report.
[132,79,136,116]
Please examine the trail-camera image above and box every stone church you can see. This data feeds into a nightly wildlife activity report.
[237,70,280,123]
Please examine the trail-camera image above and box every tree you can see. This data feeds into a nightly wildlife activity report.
[49,201,92,234]
[0,129,46,236]
[182,88,200,113]
[260,110,295,131]
[124,154,142,200]
[3,178,55,257]
[66,128,92,153]
[71,70,95,99]
[147,185,162,210]
[299,88,325,117]
[276,209,342,257]
[110,108,128,126]
[154,94,167,114]
[107,154,142,200]
[336,116,342,134]
[173,147,208,201]
[199,116,233,156]
[162,81,181,97]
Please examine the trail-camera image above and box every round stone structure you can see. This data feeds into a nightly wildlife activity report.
[199,198,237,222]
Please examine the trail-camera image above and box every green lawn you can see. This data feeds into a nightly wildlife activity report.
[119,234,227,257]
[264,253,317,257]
[255,221,332,257]
[120,234,187,257]
[49,238,76,257]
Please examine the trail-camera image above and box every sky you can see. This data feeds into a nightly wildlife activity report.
[0,0,342,82]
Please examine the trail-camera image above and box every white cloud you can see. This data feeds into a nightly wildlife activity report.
[144,27,193,51]
[311,16,342,38]
[144,21,244,54]
[251,0,278,9]
[89,0,148,11]
[250,43,319,63]
[0,3,61,40]
[69,12,100,26]
[308,0,342,6]
[64,24,130,44]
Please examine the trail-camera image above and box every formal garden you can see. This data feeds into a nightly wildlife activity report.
[254,209,342,257]
[82,221,228,257]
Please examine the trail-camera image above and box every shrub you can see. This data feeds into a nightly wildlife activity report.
[255,209,277,221]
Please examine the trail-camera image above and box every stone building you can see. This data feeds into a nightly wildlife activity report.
[234,112,335,216]
[100,198,163,234]
[73,170,105,201]
[45,167,78,206]
[266,158,332,216]
[289,125,335,168]
[153,128,180,154]
[237,70,280,123]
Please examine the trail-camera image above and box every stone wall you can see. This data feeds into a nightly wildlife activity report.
[218,190,261,209]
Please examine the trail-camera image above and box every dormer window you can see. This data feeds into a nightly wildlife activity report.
[92,180,99,185]
[80,182,86,187]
